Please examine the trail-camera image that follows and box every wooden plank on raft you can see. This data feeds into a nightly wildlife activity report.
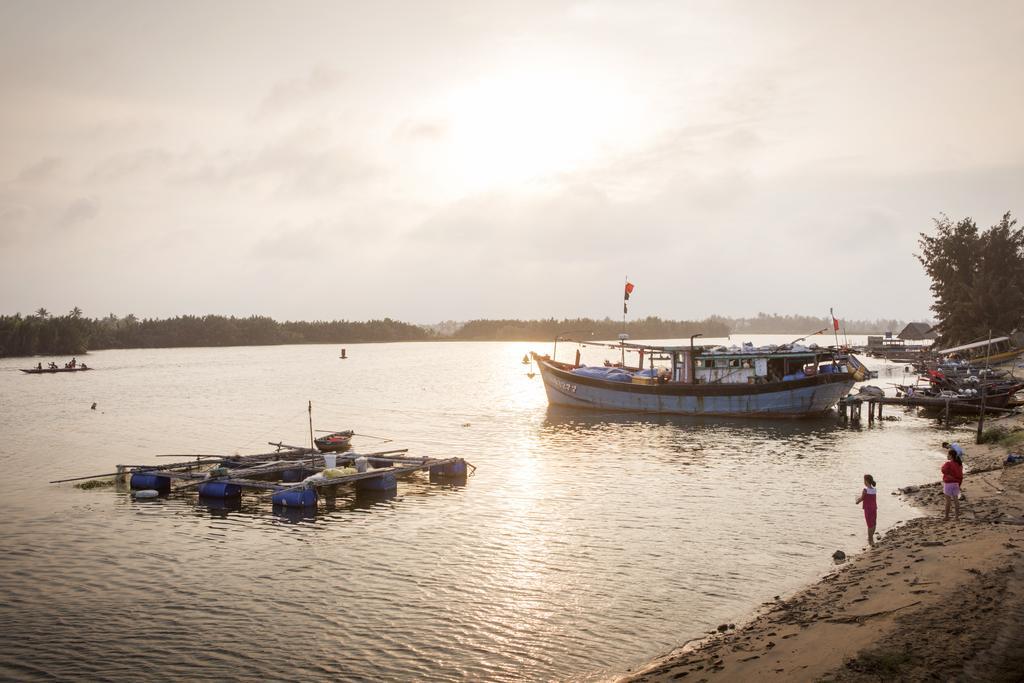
[208,478,283,491]
[264,458,460,497]
[172,451,428,493]
[173,461,305,491]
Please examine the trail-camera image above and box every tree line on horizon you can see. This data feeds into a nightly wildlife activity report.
[0,309,915,358]
[711,313,910,336]
[447,317,730,342]
[0,311,431,358]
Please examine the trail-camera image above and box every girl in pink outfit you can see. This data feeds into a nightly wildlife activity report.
[941,449,964,521]
[855,474,878,546]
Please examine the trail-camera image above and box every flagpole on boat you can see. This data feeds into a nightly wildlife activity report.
[622,277,635,367]
[308,400,315,469]
[623,275,628,331]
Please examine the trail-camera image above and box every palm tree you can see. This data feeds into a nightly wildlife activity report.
[35,307,49,319]
[70,306,83,319]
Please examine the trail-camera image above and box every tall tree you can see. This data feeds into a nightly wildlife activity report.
[917,212,1023,344]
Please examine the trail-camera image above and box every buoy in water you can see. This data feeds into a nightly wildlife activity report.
[132,489,160,499]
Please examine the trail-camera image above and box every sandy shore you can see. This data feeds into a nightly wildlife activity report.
[623,414,1024,682]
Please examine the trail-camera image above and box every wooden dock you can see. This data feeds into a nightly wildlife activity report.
[839,394,1018,426]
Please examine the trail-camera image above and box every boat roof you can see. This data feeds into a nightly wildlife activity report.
[937,337,1010,354]
[621,342,831,358]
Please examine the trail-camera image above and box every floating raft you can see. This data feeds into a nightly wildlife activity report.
[53,442,474,510]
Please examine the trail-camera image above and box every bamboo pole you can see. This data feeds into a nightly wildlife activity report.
[976,385,987,444]
[50,457,210,483]
[269,441,313,451]
[50,472,123,484]
[315,430,393,444]
[308,400,315,470]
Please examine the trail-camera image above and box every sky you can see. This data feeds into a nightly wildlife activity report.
[1,1,1022,324]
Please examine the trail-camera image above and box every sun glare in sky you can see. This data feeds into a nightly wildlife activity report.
[440,67,645,193]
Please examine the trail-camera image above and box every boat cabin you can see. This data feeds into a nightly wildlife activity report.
[621,342,855,385]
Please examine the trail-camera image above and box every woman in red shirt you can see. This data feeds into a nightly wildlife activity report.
[855,474,878,546]
[941,449,964,521]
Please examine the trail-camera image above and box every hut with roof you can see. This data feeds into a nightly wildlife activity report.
[898,322,937,341]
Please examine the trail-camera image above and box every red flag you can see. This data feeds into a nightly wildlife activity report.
[831,308,840,331]
[624,281,635,300]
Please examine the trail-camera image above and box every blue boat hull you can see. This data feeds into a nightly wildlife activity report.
[537,360,855,417]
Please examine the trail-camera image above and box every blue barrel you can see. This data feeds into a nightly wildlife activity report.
[130,472,171,494]
[272,488,318,508]
[430,460,468,477]
[355,472,397,492]
[197,481,241,499]
[282,468,316,483]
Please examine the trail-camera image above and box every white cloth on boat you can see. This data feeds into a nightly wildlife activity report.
[570,366,633,382]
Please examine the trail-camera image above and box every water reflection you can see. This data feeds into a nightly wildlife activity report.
[540,404,845,447]
[272,506,318,525]
[197,495,243,513]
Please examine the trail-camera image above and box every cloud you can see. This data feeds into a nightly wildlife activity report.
[57,197,99,229]
[249,213,396,263]
[14,157,62,184]
[180,127,379,200]
[250,222,332,261]
[257,65,346,117]
[394,119,449,142]
[89,147,174,182]
[0,203,33,245]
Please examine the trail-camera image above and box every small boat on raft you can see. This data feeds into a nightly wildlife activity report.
[532,338,866,417]
[314,430,355,452]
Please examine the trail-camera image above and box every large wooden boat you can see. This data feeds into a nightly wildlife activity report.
[531,340,861,417]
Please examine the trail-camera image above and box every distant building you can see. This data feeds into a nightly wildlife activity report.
[898,322,937,340]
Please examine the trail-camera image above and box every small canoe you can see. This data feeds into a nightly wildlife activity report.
[21,367,93,374]
[314,430,354,452]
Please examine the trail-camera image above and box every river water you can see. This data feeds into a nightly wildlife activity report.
[0,336,956,681]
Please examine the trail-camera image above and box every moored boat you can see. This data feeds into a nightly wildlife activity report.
[931,336,1024,367]
[21,366,93,374]
[314,430,354,452]
[531,339,861,417]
